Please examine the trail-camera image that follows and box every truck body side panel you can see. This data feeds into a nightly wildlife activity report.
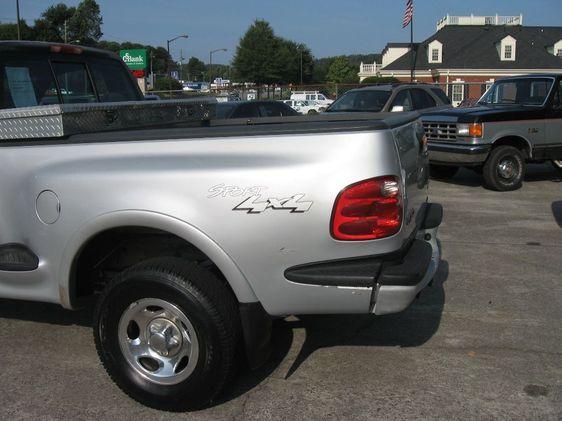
[0,123,426,315]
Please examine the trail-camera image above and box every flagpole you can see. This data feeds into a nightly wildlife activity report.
[410,6,414,82]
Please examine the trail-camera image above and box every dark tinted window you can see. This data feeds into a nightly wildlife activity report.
[1,59,59,109]
[431,87,451,104]
[215,102,238,119]
[258,102,299,117]
[327,90,391,112]
[411,88,436,109]
[89,59,140,102]
[552,80,562,109]
[231,103,260,118]
[51,62,96,104]
[390,90,412,111]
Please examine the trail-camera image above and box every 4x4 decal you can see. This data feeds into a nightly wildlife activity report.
[233,194,313,214]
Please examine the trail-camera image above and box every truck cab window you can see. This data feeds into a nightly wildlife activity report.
[89,59,141,102]
[1,59,59,109]
[51,62,96,104]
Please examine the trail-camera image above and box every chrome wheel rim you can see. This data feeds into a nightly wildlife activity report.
[118,298,199,385]
[497,158,519,180]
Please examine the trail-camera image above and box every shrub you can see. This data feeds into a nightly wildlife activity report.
[361,76,400,84]
[153,77,182,91]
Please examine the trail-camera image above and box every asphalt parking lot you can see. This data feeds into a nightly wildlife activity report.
[0,164,561,420]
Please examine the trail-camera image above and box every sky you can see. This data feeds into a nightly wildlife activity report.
[3,0,562,64]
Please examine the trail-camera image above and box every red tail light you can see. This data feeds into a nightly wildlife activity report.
[331,176,403,241]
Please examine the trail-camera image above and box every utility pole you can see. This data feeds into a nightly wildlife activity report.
[300,49,303,86]
[64,20,68,43]
[16,0,21,40]
[179,48,184,81]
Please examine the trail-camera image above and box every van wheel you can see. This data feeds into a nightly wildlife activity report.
[93,258,240,411]
[430,164,458,180]
[483,146,525,191]
[552,160,562,172]
[307,109,318,115]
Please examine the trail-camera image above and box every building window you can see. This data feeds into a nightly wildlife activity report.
[452,83,464,106]
[557,49,562,57]
[431,49,439,62]
[504,45,512,59]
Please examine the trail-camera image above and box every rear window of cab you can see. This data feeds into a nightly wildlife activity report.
[0,55,141,109]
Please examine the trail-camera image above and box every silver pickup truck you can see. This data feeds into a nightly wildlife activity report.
[0,41,442,410]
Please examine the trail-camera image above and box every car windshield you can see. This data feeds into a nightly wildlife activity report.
[326,90,391,112]
[478,78,553,106]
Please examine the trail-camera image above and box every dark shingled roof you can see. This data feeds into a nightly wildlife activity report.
[383,25,562,70]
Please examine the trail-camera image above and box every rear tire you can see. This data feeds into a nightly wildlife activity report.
[430,164,459,180]
[93,258,240,411]
[482,146,525,191]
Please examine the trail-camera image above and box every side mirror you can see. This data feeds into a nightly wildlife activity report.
[391,105,404,112]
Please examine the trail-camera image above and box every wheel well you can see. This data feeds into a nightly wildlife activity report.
[69,226,236,308]
[492,136,531,158]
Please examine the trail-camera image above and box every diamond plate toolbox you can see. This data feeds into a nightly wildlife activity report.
[0,98,216,140]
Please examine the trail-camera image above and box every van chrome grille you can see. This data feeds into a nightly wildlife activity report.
[423,122,457,142]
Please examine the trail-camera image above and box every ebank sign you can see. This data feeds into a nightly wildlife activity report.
[119,49,147,70]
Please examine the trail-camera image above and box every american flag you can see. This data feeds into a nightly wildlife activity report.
[403,0,413,28]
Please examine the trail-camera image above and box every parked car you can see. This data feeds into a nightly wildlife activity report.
[0,41,441,411]
[144,93,161,101]
[215,100,299,119]
[422,75,562,191]
[283,99,324,115]
[290,90,333,108]
[325,84,452,114]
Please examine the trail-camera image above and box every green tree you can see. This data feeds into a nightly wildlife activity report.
[66,0,103,46]
[326,56,359,84]
[0,20,36,40]
[276,40,314,84]
[183,57,206,81]
[33,3,75,42]
[233,20,281,84]
[233,20,314,84]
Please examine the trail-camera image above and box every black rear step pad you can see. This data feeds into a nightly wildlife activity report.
[421,203,443,230]
[0,244,39,271]
[378,239,432,286]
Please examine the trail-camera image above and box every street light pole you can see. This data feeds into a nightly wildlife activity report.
[16,0,21,40]
[209,48,227,85]
[166,34,189,76]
